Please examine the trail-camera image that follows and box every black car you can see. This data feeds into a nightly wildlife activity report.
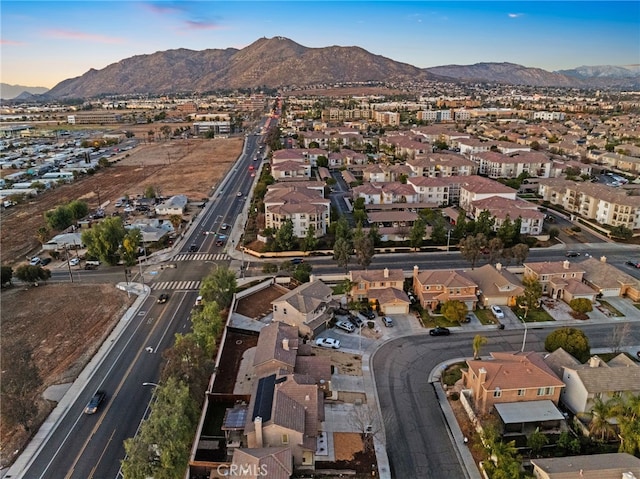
[84,390,106,414]
[361,309,376,320]
[625,260,640,268]
[429,326,451,336]
[189,244,198,252]
[40,257,52,266]
[157,293,169,304]
[349,315,364,328]
[565,251,580,258]
[290,258,304,265]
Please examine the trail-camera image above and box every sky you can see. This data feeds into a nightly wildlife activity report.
[1,1,639,89]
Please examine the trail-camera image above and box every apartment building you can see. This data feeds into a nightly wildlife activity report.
[459,176,517,212]
[352,182,418,205]
[469,196,545,235]
[406,176,450,205]
[407,152,477,177]
[264,186,330,238]
[471,150,552,178]
[537,179,640,230]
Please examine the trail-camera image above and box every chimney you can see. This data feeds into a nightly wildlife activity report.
[478,367,487,383]
[413,265,419,277]
[282,338,289,351]
[589,356,601,368]
[563,260,570,269]
[600,256,607,263]
[384,268,389,278]
[254,416,263,447]
[496,262,502,271]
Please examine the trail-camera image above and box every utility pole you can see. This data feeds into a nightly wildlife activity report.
[64,245,74,283]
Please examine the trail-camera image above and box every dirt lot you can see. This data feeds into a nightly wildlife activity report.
[333,432,364,461]
[312,347,362,376]
[0,134,243,266]
[0,130,244,467]
[0,283,132,467]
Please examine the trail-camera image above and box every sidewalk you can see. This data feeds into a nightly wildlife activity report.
[2,283,149,479]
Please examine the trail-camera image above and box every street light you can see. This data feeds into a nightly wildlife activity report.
[518,316,528,352]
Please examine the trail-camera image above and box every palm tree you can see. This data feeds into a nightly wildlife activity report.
[610,394,640,454]
[588,397,616,442]
[472,335,488,360]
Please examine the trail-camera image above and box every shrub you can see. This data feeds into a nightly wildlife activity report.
[545,327,590,362]
[569,298,593,314]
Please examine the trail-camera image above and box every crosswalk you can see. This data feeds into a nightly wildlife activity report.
[152,280,201,291]
[173,253,229,262]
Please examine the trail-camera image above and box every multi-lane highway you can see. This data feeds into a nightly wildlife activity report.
[17,128,267,479]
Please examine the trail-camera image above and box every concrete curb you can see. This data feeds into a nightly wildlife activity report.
[2,283,149,479]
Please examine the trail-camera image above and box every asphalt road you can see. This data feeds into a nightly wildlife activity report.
[372,323,640,479]
[20,128,267,479]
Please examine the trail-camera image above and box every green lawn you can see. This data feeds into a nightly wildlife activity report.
[634,304,640,311]
[598,300,624,317]
[474,309,499,325]
[442,362,466,386]
[520,308,555,322]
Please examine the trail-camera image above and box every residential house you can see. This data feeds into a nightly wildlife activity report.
[228,448,293,479]
[578,256,640,300]
[531,453,640,479]
[349,268,410,314]
[459,177,517,213]
[544,349,640,416]
[271,160,312,180]
[155,194,188,215]
[271,280,336,337]
[412,266,478,311]
[463,264,524,307]
[252,322,300,379]
[523,260,597,302]
[264,186,330,238]
[462,351,565,415]
[457,138,492,156]
[469,196,545,235]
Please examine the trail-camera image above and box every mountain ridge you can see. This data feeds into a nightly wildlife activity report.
[17,37,640,100]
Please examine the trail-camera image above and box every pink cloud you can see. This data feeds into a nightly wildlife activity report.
[0,39,26,45]
[183,20,224,31]
[45,29,124,44]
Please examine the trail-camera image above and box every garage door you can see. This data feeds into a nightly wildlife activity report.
[383,304,408,315]
[599,288,619,297]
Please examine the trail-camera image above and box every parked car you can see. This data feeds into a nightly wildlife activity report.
[625,260,640,268]
[84,263,98,270]
[69,257,80,266]
[462,313,473,323]
[490,305,505,319]
[315,337,341,349]
[429,326,451,336]
[335,320,355,333]
[29,256,41,266]
[361,308,376,320]
[40,258,52,266]
[565,251,580,258]
[221,223,229,230]
[382,316,394,327]
[189,244,198,252]
[195,295,203,306]
[290,258,304,265]
[157,293,169,304]
[349,315,364,328]
[84,390,106,414]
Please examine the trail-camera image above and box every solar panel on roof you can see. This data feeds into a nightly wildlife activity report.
[252,374,276,422]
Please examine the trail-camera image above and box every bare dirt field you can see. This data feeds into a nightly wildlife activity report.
[312,348,362,376]
[333,432,364,461]
[0,135,243,266]
[0,131,244,467]
[0,283,133,467]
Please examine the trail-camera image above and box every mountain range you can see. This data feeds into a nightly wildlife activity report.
[1,83,49,101]
[9,37,640,100]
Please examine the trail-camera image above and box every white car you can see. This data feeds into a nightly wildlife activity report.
[491,305,505,319]
[29,257,41,266]
[315,337,341,349]
[335,320,355,333]
[69,257,80,266]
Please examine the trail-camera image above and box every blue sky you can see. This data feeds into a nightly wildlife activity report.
[2,1,639,88]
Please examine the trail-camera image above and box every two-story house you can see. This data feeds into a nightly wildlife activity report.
[462,351,565,415]
[523,260,597,302]
[271,280,337,337]
[463,264,524,307]
[412,266,478,311]
[349,268,410,314]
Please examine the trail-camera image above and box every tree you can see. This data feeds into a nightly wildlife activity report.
[441,300,467,322]
[472,335,488,360]
[144,185,157,199]
[68,200,89,221]
[1,265,13,286]
[302,224,318,252]
[510,243,529,264]
[168,214,182,232]
[161,334,214,402]
[609,323,631,354]
[121,228,142,267]
[409,217,426,251]
[333,237,351,273]
[275,219,295,251]
[527,428,549,457]
[460,233,487,269]
[430,215,447,245]
[486,237,504,264]
[199,266,237,310]
[569,298,593,314]
[347,404,381,451]
[81,217,126,265]
[14,265,51,284]
[521,277,543,314]
[474,210,495,237]
[610,394,640,455]
[35,226,50,246]
[44,205,73,230]
[368,223,381,247]
[610,225,633,240]
[452,212,468,239]
[588,397,616,442]
[544,327,591,362]
[353,223,374,269]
